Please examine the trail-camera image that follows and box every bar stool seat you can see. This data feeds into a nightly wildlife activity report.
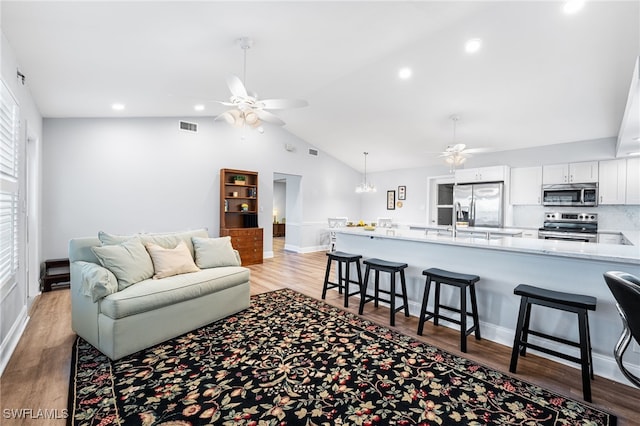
[322,251,363,308]
[418,268,481,353]
[509,284,597,402]
[358,258,409,326]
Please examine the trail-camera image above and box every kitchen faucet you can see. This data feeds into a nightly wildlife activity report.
[450,201,462,237]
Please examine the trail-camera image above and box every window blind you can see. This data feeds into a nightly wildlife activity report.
[0,80,20,290]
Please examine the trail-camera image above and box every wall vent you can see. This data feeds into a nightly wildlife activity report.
[308,148,319,156]
[179,121,198,132]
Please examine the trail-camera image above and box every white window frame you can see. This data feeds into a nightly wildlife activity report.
[0,80,20,292]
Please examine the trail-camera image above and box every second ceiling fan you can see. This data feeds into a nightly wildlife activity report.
[440,115,490,169]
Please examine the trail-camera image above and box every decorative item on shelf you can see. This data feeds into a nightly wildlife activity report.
[232,191,239,197]
[224,200,228,212]
[355,152,376,193]
[234,176,246,185]
[273,209,278,224]
[241,203,249,212]
[248,188,257,197]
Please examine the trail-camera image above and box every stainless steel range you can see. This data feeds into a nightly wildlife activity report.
[538,212,598,243]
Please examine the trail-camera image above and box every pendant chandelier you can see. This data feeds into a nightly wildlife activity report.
[355,152,376,193]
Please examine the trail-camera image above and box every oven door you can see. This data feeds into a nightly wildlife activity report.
[538,230,597,243]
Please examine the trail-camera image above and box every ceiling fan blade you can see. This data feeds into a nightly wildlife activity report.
[256,109,285,126]
[259,98,309,110]
[226,75,248,98]
[463,147,492,154]
[211,100,236,107]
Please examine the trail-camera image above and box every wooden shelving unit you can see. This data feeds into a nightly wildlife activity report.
[220,168,263,265]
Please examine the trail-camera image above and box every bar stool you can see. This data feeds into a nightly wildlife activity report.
[509,284,597,402]
[322,251,363,308]
[358,258,409,326]
[418,268,481,353]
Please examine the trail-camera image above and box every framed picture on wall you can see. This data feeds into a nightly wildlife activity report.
[398,186,406,200]
[387,190,396,210]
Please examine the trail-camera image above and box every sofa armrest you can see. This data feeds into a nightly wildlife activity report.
[73,261,119,302]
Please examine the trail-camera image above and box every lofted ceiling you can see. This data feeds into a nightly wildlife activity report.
[2,1,639,172]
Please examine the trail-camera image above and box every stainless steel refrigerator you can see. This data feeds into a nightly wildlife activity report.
[453,182,504,227]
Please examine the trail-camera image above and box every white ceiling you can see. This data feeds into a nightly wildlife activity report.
[2,1,639,172]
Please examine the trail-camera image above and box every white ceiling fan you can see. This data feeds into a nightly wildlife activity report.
[214,37,308,132]
[439,115,490,169]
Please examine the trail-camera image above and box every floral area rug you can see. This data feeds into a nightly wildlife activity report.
[68,288,615,425]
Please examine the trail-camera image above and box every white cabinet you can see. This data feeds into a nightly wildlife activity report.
[455,165,508,183]
[542,161,599,184]
[542,164,569,184]
[598,159,627,205]
[626,157,640,204]
[510,167,542,205]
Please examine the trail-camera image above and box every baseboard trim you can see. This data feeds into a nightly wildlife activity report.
[0,306,29,377]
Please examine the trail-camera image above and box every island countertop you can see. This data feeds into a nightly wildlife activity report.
[333,227,640,265]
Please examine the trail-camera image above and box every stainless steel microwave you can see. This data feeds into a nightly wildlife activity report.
[542,183,598,207]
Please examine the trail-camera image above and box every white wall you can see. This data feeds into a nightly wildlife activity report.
[41,117,361,259]
[1,31,44,375]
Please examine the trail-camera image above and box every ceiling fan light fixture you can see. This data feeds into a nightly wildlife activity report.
[214,36,308,132]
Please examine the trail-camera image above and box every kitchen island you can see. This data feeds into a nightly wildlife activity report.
[333,227,640,386]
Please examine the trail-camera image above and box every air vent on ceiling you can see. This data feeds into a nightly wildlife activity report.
[179,121,198,132]
[308,148,318,156]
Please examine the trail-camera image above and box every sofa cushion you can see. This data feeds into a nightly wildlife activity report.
[145,241,200,279]
[192,236,241,268]
[91,237,154,290]
[99,267,250,320]
[77,261,119,302]
[98,228,208,259]
[98,231,133,246]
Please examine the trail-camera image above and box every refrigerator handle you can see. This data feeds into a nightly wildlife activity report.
[469,199,475,225]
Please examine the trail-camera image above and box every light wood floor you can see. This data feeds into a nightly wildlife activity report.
[1,239,639,425]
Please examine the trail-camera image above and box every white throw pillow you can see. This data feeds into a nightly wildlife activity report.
[77,261,119,302]
[144,241,200,279]
[91,237,154,290]
[192,236,241,268]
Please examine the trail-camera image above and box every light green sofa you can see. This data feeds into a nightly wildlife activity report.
[69,229,251,360]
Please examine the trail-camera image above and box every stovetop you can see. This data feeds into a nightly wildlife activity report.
[540,212,598,234]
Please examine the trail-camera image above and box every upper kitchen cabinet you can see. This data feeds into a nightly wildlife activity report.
[598,159,627,205]
[626,157,640,204]
[455,165,508,184]
[542,161,599,184]
[510,166,542,205]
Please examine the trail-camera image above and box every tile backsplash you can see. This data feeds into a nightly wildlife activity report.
[512,205,640,231]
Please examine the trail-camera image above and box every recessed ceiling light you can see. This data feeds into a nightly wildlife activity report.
[563,0,585,14]
[633,136,640,142]
[398,67,412,80]
[628,152,640,156]
[111,103,125,111]
[465,38,482,54]
[194,104,205,111]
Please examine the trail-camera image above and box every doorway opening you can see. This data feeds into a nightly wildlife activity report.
[273,172,302,255]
